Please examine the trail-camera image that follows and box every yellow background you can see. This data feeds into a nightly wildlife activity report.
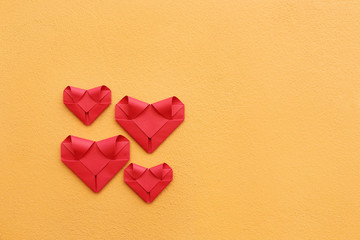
[1,1,360,239]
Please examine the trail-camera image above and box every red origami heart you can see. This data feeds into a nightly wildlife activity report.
[63,85,111,125]
[124,163,173,203]
[61,135,129,193]
[115,96,184,153]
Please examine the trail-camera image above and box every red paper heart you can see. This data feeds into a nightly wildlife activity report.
[115,96,184,153]
[61,135,129,193]
[124,163,173,203]
[63,85,111,125]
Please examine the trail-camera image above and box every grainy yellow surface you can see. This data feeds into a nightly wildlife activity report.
[1,1,360,239]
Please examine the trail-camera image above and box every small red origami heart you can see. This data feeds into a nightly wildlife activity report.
[61,135,129,193]
[63,85,111,125]
[124,163,173,203]
[115,96,184,153]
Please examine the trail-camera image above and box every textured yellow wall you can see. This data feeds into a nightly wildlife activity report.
[1,1,360,239]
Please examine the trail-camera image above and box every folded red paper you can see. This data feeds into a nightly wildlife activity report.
[61,135,129,193]
[115,96,184,153]
[124,163,173,203]
[63,85,111,125]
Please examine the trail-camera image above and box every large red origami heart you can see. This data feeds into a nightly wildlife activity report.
[63,85,111,125]
[61,135,129,193]
[115,96,184,153]
[124,163,173,203]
